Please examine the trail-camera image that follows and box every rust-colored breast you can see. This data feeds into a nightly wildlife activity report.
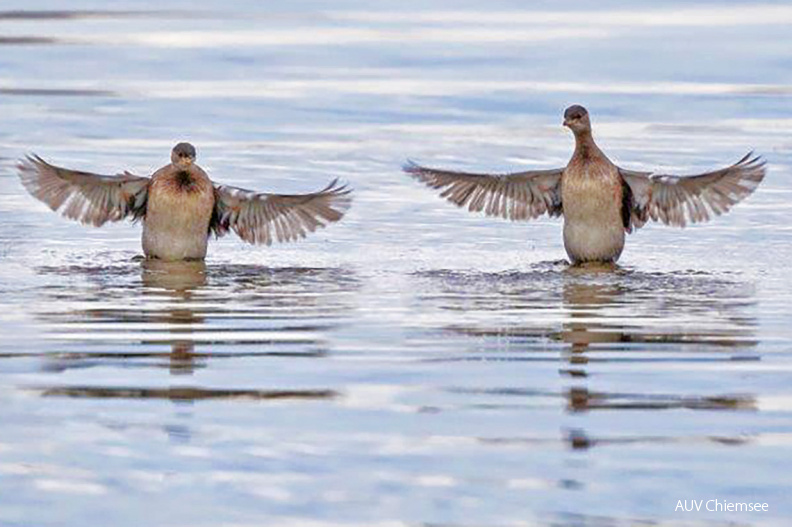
[562,154,623,226]
[147,166,215,230]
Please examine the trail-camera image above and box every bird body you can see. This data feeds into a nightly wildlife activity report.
[405,105,766,265]
[18,142,352,261]
[142,164,215,260]
[562,153,625,263]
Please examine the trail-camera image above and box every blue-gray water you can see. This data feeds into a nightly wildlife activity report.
[1,2,791,526]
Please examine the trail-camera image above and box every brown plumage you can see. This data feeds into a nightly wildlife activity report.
[402,162,563,221]
[17,143,352,261]
[619,152,765,231]
[405,105,766,264]
[17,154,149,227]
[210,178,352,246]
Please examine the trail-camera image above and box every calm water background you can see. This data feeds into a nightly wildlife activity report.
[1,1,791,526]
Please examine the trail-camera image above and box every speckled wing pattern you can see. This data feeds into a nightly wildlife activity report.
[619,152,766,231]
[17,155,150,227]
[211,179,352,245]
[404,161,564,220]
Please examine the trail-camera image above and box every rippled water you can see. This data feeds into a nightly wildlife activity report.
[1,2,791,526]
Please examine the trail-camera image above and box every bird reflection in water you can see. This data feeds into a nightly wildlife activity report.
[558,266,757,415]
[140,259,207,374]
[558,265,624,375]
[419,264,758,359]
[31,260,356,403]
[414,263,758,447]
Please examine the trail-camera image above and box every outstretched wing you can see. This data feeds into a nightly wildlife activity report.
[211,179,352,245]
[17,154,150,227]
[620,152,766,231]
[404,161,564,220]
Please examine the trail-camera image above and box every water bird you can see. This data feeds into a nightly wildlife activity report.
[18,142,352,261]
[404,105,766,264]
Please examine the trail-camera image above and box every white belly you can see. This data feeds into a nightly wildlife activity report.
[142,222,209,260]
[563,219,624,263]
[561,164,625,264]
[142,187,214,261]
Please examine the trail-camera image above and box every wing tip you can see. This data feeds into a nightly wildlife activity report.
[739,150,765,166]
[331,189,354,212]
[323,178,354,203]
[402,159,418,170]
[16,153,42,173]
[16,154,52,194]
[317,178,354,225]
[737,150,767,184]
[402,159,424,177]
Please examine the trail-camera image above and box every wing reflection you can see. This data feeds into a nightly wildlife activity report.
[36,385,338,402]
[565,386,755,413]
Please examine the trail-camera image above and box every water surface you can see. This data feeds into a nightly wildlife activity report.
[0,2,791,526]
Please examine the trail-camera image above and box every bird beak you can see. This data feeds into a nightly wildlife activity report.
[563,119,571,128]
[183,157,193,166]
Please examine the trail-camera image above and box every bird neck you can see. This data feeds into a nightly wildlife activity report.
[573,129,599,160]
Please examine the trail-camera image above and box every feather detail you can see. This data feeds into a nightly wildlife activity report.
[403,160,564,221]
[17,154,150,226]
[620,152,766,230]
[210,179,352,245]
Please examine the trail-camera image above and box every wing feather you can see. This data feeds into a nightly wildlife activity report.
[211,178,352,245]
[620,152,765,231]
[404,161,564,221]
[17,154,150,227]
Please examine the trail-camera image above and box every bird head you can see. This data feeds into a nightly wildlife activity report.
[171,142,197,168]
[563,105,591,134]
